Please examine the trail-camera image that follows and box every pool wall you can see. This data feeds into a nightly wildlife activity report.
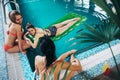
[72,39,120,80]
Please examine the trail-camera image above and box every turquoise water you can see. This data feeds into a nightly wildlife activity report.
[17,0,102,57]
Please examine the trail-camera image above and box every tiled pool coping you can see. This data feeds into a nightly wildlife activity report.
[0,6,8,79]
[0,33,8,80]
[0,15,8,80]
[72,54,120,80]
[19,53,34,80]
[76,39,120,60]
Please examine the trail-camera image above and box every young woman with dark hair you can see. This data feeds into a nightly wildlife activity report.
[35,49,82,80]
[24,17,80,48]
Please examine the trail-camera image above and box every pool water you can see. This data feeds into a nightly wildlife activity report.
[17,0,102,57]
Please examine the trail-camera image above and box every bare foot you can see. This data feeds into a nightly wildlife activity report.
[73,17,80,21]
[70,54,75,62]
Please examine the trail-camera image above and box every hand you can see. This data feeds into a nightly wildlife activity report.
[70,49,77,54]
[25,32,29,35]
[24,32,29,39]
[71,58,80,65]
[73,17,80,21]
[25,37,30,41]
[24,37,30,44]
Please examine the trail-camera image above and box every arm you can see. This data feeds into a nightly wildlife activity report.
[27,28,45,48]
[57,50,77,61]
[23,32,29,40]
[27,33,41,48]
[53,60,82,80]
[16,25,23,52]
[58,61,82,71]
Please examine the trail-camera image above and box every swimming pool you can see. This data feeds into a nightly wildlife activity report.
[10,0,120,80]
[17,0,105,57]
[15,0,108,73]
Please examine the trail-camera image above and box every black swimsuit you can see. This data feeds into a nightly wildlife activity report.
[47,26,57,37]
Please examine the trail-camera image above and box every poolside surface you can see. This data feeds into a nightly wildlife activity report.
[0,4,33,80]
[0,5,8,80]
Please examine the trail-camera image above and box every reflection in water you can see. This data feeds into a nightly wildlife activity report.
[19,0,106,18]
[74,0,83,8]
[62,0,106,17]
[17,0,108,54]
[60,0,107,20]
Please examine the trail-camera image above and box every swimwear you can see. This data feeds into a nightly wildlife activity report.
[7,31,23,37]
[4,44,13,51]
[48,26,57,37]
[7,31,17,37]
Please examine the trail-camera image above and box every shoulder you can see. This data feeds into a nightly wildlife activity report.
[36,29,44,37]
[52,60,63,66]
[9,23,21,31]
[35,32,44,39]
[36,28,43,32]
[13,24,22,29]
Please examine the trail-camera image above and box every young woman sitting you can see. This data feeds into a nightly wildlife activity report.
[35,49,82,80]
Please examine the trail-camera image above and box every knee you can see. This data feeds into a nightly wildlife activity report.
[35,56,41,67]
[71,59,82,71]
[35,56,41,61]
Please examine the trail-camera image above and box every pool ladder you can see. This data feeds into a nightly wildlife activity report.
[0,0,25,80]
[1,0,20,24]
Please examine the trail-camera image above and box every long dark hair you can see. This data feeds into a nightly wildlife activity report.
[40,36,56,68]
[26,23,35,29]
[9,10,21,24]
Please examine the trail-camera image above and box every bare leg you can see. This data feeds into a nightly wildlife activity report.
[7,45,20,53]
[54,18,80,36]
[54,18,80,28]
[6,40,30,53]
[35,56,47,80]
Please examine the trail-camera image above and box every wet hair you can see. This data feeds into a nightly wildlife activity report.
[40,36,56,68]
[26,23,35,30]
[8,10,21,23]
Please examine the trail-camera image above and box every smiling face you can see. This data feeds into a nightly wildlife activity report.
[15,15,23,24]
[27,28,36,36]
